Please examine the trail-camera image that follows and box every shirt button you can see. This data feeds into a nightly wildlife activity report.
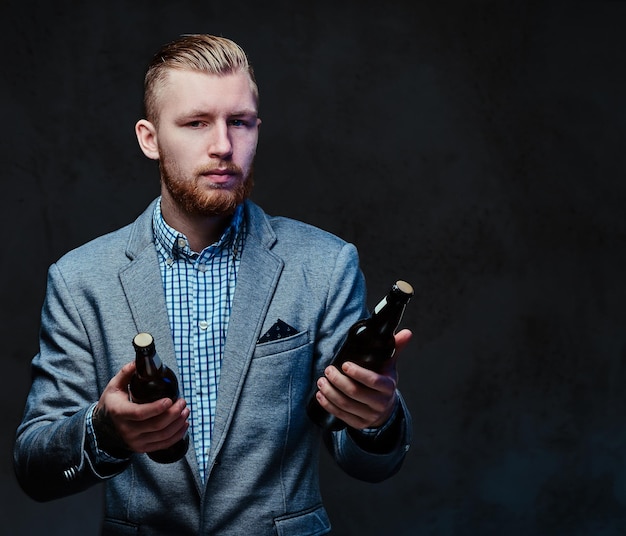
[177,238,187,248]
[166,258,174,267]
[198,264,208,273]
[199,321,209,330]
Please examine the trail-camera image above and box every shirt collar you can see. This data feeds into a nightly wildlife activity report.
[152,197,245,261]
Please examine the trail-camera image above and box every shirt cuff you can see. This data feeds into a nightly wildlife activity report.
[356,397,400,438]
[85,403,131,464]
[347,395,404,454]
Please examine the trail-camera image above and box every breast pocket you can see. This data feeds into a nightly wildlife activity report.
[239,330,313,435]
[253,330,310,359]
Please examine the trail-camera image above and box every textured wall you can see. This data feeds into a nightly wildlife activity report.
[3,1,626,535]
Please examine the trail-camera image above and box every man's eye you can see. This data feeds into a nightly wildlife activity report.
[187,121,205,128]
[229,119,246,127]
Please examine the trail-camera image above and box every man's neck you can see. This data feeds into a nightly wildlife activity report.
[160,196,232,253]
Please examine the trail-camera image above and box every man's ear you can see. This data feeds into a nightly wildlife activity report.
[135,119,160,160]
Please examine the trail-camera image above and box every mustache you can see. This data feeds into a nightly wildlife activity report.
[195,162,243,176]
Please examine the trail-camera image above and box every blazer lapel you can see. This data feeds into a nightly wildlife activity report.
[119,247,174,357]
[116,200,175,360]
[118,219,204,493]
[205,225,283,480]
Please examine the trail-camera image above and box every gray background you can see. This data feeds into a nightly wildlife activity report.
[3,1,626,535]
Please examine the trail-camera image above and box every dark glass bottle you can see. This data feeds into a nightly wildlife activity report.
[128,332,189,463]
[307,280,414,431]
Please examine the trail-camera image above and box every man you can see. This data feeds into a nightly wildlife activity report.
[14,34,412,535]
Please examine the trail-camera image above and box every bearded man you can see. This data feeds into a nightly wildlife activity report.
[14,34,412,536]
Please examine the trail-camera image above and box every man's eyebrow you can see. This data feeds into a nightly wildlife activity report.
[178,108,258,119]
[229,109,259,117]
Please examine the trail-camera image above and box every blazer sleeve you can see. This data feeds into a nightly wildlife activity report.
[315,243,412,482]
[324,394,412,482]
[13,263,129,502]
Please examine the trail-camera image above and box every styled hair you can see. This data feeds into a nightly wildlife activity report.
[143,34,258,123]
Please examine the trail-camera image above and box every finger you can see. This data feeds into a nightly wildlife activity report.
[143,399,188,430]
[394,328,412,354]
[125,396,181,422]
[338,362,397,395]
[116,361,137,385]
[316,382,392,430]
[130,404,190,452]
[319,365,399,426]
[119,399,188,448]
[377,328,413,377]
[320,369,390,415]
[104,362,136,396]
[142,430,188,454]
[141,411,190,453]
[314,385,371,429]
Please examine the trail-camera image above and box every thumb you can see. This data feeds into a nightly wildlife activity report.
[109,361,136,392]
[394,329,413,355]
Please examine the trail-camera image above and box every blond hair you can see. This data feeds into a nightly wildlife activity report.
[143,34,258,123]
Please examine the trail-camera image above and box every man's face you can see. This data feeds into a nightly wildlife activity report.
[151,69,260,217]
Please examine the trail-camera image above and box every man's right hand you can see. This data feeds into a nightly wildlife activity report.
[93,361,190,457]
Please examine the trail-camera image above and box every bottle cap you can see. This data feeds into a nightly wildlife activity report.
[133,332,154,348]
[394,280,414,296]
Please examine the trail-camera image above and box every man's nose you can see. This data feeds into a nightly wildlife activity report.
[208,122,232,158]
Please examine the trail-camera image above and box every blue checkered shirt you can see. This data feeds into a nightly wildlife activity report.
[152,198,244,483]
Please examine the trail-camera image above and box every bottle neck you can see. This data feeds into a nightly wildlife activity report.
[371,296,404,334]
[135,344,163,378]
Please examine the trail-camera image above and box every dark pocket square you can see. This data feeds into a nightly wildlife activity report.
[257,319,299,343]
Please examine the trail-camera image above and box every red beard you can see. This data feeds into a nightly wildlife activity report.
[160,158,254,217]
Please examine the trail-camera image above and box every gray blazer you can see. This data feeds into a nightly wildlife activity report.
[14,199,411,535]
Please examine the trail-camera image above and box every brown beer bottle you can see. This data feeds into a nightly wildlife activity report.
[128,332,189,463]
[307,280,414,431]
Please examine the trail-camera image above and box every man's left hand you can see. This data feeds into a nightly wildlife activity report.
[314,328,412,429]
